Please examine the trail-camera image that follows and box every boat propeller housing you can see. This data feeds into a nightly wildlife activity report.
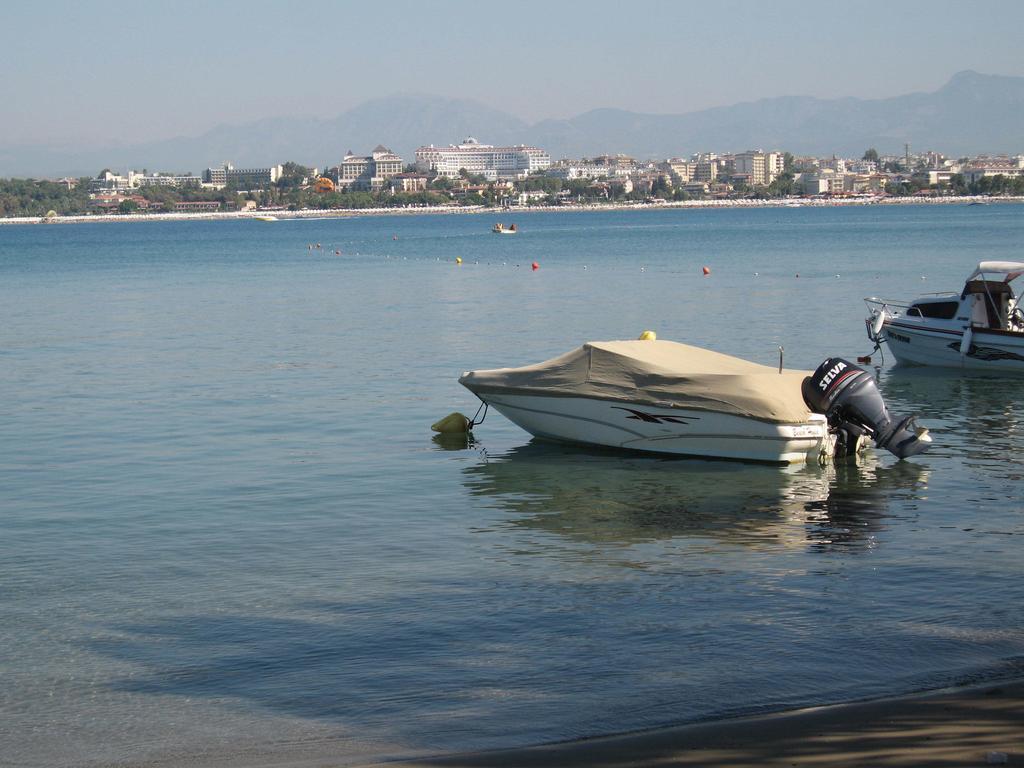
[802,358,931,459]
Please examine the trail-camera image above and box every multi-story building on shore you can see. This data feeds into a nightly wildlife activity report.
[203,163,283,188]
[660,159,695,185]
[847,159,878,174]
[387,172,429,192]
[693,159,719,183]
[129,171,202,188]
[590,154,637,172]
[546,162,625,181]
[332,146,404,191]
[799,168,840,195]
[733,150,785,186]
[959,157,1024,185]
[797,168,888,195]
[90,170,203,191]
[415,138,550,180]
[914,169,958,186]
[89,171,135,192]
[819,156,846,174]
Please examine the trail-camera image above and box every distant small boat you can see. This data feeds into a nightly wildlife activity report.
[967,201,988,206]
[492,223,517,234]
[254,215,278,222]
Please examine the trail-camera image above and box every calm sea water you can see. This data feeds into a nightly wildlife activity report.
[2,205,1023,767]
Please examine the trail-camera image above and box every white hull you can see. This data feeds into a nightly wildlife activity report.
[478,392,830,464]
[882,320,1024,371]
[866,261,1024,374]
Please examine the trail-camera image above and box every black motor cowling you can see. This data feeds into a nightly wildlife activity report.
[802,358,931,459]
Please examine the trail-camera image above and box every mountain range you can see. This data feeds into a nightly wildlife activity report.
[4,70,1023,178]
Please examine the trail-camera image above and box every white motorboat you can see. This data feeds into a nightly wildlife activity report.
[865,261,1024,371]
[459,339,930,464]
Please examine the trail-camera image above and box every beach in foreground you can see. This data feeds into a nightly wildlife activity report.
[366,680,1023,768]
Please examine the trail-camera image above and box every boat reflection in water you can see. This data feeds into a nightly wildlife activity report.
[880,366,1024,481]
[458,442,930,557]
[432,432,478,452]
[880,366,1024,465]
[801,459,929,551]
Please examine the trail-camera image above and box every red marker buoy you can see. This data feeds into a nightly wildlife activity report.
[702,266,711,276]
[531,261,539,271]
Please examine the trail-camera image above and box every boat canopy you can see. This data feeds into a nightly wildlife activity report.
[460,340,813,424]
[966,261,1024,282]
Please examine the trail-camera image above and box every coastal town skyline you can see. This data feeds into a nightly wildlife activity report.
[5,137,1022,220]
[4,69,1024,179]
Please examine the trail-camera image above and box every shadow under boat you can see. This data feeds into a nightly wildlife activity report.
[459,441,930,553]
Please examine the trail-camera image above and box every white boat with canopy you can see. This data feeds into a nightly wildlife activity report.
[865,261,1024,371]
[458,339,930,464]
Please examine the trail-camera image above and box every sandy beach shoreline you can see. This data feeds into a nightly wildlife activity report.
[360,679,1024,768]
[115,678,1024,768]
[1,195,1020,227]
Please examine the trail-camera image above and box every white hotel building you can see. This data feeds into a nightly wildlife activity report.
[203,163,284,188]
[733,150,785,186]
[415,137,551,180]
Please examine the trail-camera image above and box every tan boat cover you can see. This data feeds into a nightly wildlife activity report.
[460,340,813,424]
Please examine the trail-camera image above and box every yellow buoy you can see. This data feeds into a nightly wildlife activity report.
[638,330,657,341]
[455,257,463,264]
[431,412,470,434]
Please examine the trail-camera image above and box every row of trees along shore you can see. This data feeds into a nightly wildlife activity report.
[2,154,1024,218]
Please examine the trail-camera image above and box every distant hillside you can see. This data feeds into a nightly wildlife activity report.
[527,70,1024,160]
[3,71,1022,177]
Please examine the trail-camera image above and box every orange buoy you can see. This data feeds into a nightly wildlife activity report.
[702,266,711,276]
[531,261,539,271]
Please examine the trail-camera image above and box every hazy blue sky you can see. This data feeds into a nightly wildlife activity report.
[3,0,1023,147]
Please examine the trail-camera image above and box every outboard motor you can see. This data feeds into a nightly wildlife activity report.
[802,358,931,459]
